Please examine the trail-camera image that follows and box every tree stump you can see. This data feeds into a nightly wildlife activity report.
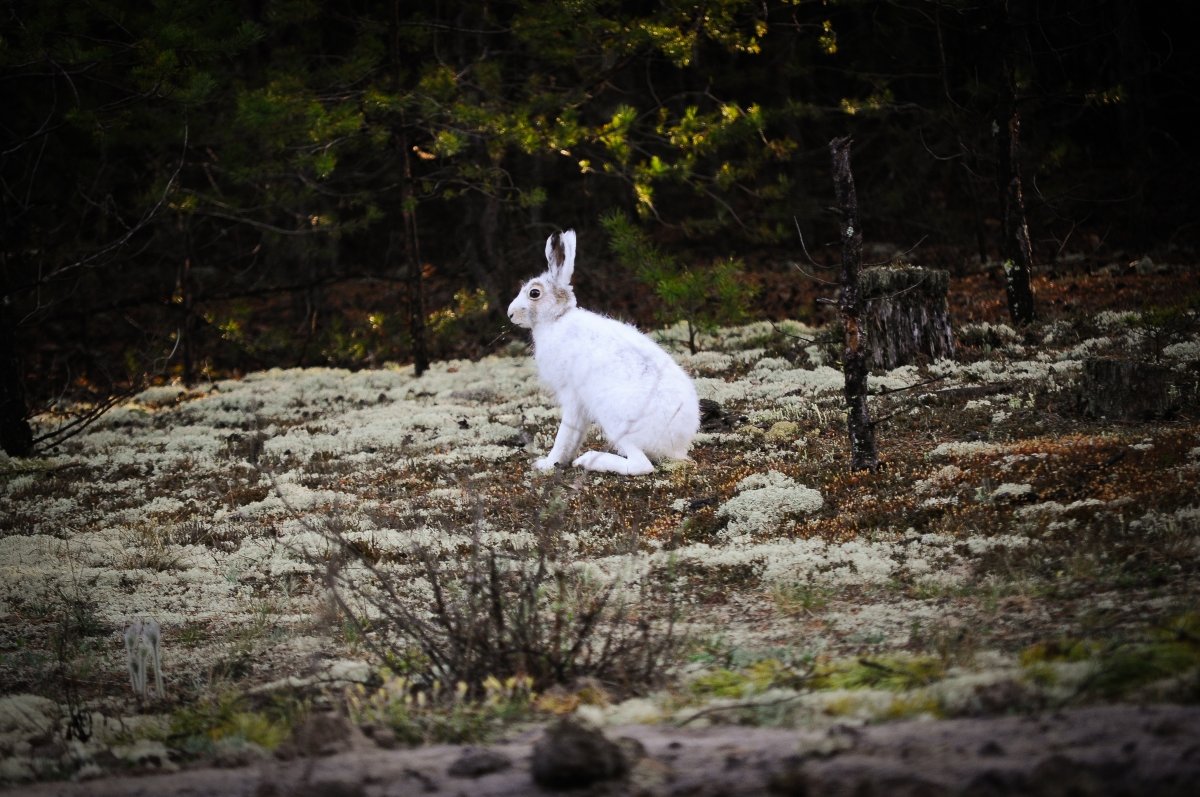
[861,265,955,371]
[1080,358,1199,420]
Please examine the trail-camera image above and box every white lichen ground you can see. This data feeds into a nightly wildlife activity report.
[2,313,1199,780]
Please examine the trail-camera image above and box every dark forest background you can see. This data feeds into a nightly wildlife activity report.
[3,0,1197,455]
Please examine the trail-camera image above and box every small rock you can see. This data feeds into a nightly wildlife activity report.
[111,738,178,773]
[978,740,1005,756]
[211,738,269,768]
[530,718,629,789]
[448,746,512,778]
[278,712,355,759]
[371,725,398,750]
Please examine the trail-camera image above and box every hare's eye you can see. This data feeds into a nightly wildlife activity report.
[528,288,541,299]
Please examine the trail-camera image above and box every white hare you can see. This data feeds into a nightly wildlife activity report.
[508,229,699,475]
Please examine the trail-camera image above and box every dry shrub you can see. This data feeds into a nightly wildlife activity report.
[310,482,682,696]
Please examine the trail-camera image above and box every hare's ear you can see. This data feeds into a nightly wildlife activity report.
[545,230,576,287]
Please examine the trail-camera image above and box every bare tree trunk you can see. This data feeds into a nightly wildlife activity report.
[390,2,429,377]
[0,307,33,457]
[996,5,1036,325]
[399,127,430,377]
[0,248,32,455]
[177,237,196,386]
[830,136,878,472]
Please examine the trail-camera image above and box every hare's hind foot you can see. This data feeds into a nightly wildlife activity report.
[573,449,653,476]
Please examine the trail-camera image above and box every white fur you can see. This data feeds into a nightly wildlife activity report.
[508,230,700,475]
[125,618,164,700]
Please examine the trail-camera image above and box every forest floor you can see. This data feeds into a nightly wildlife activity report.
[2,258,1199,795]
[10,704,1200,796]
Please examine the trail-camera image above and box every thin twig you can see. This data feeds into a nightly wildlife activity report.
[863,234,929,268]
[865,275,928,303]
[768,319,816,345]
[32,384,143,451]
[792,216,838,283]
[870,375,946,396]
[21,123,190,324]
[675,690,811,728]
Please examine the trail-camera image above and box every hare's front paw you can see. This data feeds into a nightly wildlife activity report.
[533,457,558,471]
[572,451,603,470]
[573,450,654,475]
